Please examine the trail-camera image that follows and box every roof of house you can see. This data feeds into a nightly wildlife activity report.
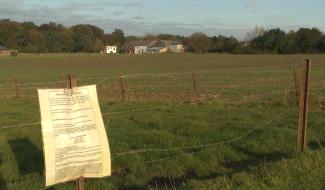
[0,45,9,50]
[125,40,155,48]
[125,40,183,49]
[148,46,165,51]
[149,40,166,48]
[161,40,182,46]
[149,40,183,48]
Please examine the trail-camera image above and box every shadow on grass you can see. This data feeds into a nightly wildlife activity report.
[119,184,146,190]
[309,141,325,151]
[146,170,223,189]
[8,138,43,176]
[224,146,292,175]
[118,145,294,189]
[0,155,6,190]
[145,146,292,189]
[0,175,6,190]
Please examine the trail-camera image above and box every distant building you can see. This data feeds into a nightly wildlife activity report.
[148,40,185,54]
[147,40,168,54]
[0,45,10,56]
[125,40,185,54]
[163,40,185,53]
[124,40,155,54]
[105,45,117,54]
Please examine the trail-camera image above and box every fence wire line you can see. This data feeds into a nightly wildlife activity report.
[0,83,313,131]
[0,100,201,131]
[112,143,250,176]
[0,79,295,92]
[0,82,301,99]
[0,122,40,130]
[0,78,111,91]
[0,78,318,131]
[115,63,312,79]
[110,107,295,159]
[0,63,310,87]
[110,108,294,175]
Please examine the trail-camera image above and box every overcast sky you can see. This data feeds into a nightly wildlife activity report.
[1,0,324,39]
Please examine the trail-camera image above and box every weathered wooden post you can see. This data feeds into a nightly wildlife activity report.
[76,176,84,190]
[119,73,126,101]
[61,72,65,88]
[297,59,311,152]
[68,74,77,92]
[12,74,20,97]
[68,74,85,190]
[192,70,198,101]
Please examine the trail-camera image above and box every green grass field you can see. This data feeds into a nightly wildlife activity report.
[0,54,325,190]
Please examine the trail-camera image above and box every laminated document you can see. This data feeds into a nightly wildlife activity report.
[38,85,111,186]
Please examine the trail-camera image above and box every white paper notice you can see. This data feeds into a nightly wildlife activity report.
[38,85,111,187]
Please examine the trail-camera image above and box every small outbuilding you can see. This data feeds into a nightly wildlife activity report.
[105,46,117,54]
[0,45,10,56]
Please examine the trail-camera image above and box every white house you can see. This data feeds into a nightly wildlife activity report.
[124,40,185,54]
[124,41,154,54]
[105,46,117,54]
[134,45,148,55]
[147,40,185,54]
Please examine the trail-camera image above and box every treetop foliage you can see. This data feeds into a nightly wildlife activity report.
[0,19,324,54]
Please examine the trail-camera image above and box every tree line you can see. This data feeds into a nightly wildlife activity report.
[0,19,325,54]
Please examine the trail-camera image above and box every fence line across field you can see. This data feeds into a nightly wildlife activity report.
[0,100,209,131]
[0,63,317,88]
[0,84,302,104]
[0,79,295,92]
[0,90,298,131]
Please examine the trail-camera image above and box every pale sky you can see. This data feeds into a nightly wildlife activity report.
[1,0,324,39]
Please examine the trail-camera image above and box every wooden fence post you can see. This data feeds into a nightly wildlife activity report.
[297,59,311,152]
[68,74,84,190]
[119,73,126,101]
[192,70,198,101]
[12,74,20,97]
[76,176,84,190]
[293,65,300,102]
[68,74,77,90]
[61,72,65,88]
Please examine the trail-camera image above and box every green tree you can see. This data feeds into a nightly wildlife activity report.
[251,28,286,53]
[295,28,323,53]
[104,29,126,52]
[0,19,24,49]
[209,35,240,53]
[71,24,104,52]
[318,36,325,53]
[23,29,46,53]
[186,32,211,53]
[282,31,299,54]
[38,22,73,52]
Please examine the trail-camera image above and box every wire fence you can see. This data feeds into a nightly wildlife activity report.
[0,88,304,131]
[0,63,323,187]
[1,64,324,103]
